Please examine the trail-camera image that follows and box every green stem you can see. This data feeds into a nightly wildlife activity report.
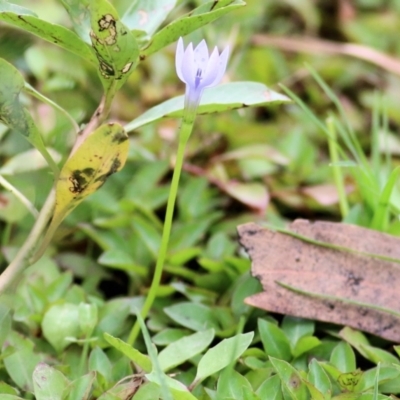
[128,118,195,346]
[327,117,349,219]
[78,337,91,376]
[0,187,56,293]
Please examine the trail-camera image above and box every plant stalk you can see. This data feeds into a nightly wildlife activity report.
[128,117,195,346]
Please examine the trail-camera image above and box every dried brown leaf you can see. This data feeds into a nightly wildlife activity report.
[237,220,400,341]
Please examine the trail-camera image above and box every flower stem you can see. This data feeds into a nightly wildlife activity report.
[127,117,195,346]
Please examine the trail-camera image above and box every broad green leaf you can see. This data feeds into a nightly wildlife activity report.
[60,0,91,43]
[258,319,292,362]
[103,332,152,373]
[292,336,321,358]
[216,368,252,399]
[281,316,315,348]
[360,344,400,365]
[89,347,112,383]
[302,380,326,400]
[158,329,215,372]
[3,332,42,392]
[152,329,189,346]
[0,58,58,174]
[0,303,11,348]
[269,357,309,400]
[38,123,129,254]
[164,302,220,332]
[141,0,245,57]
[125,82,290,132]
[145,373,198,400]
[0,1,95,63]
[256,375,283,400]
[131,382,160,400]
[88,0,139,94]
[33,363,69,400]
[0,381,19,396]
[307,359,332,399]
[67,373,95,400]
[41,303,81,352]
[78,303,98,337]
[330,342,356,373]
[194,332,254,383]
[122,0,177,36]
[0,396,25,400]
[355,365,400,392]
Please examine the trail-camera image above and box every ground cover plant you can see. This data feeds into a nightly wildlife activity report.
[1,0,400,399]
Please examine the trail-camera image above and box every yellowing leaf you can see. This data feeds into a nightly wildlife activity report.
[37,123,129,255]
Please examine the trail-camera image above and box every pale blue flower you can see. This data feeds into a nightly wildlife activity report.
[175,37,229,112]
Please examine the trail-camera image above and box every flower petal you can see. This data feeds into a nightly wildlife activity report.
[193,39,209,72]
[181,43,197,88]
[175,37,185,82]
[208,45,230,87]
[200,46,221,88]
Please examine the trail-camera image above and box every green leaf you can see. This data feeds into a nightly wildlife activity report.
[60,0,91,43]
[269,357,309,400]
[359,344,400,365]
[371,166,400,231]
[152,329,189,346]
[194,332,254,383]
[3,332,42,392]
[88,0,139,93]
[292,336,321,358]
[67,373,95,400]
[0,303,11,348]
[103,332,152,373]
[258,319,292,362]
[0,1,95,63]
[0,58,58,174]
[256,375,283,400]
[141,0,245,57]
[216,368,252,399]
[330,342,356,373]
[33,363,69,400]
[125,82,290,132]
[164,302,220,331]
[355,365,400,392]
[158,329,215,372]
[122,0,177,36]
[41,303,81,352]
[281,316,315,348]
[307,359,332,399]
[89,347,112,383]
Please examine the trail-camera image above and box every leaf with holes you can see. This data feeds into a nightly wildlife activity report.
[88,0,139,94]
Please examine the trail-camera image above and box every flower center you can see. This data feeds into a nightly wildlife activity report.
[195,68,203,88]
